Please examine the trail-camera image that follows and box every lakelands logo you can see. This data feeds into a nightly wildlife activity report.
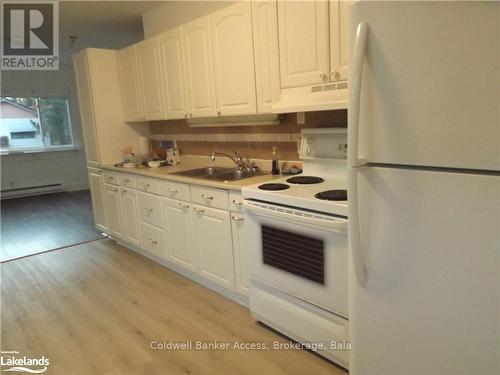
[1,0,59,70]
[1,351,50,373]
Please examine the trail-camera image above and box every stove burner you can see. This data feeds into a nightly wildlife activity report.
[315,190,347,201]
[286,176,325,185]
[258,183,290,191]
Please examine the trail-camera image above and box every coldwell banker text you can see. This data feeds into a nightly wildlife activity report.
[1,0,59,70]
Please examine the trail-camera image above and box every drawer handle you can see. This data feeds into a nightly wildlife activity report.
[122,189,127,193]
[124,179,130,182]
[109,176,114,179]
[194,207,205,213]
[143,183,150,188]
[113,188,119,192]
[178,203,190,209]
[201,194,213,200]
[145,207,154,213]
[232,216,244,223]
[232,199,243,207]
[148,238,158,245]
[168,188,178,193]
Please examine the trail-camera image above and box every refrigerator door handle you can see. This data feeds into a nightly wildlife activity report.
[348,21,368,168]
[348,167,368,287]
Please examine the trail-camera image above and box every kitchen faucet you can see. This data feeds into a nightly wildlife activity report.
[209,151,249,171]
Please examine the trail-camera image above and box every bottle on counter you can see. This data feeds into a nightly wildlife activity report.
[271,146,280,175]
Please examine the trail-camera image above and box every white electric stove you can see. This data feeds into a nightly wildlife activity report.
[242,128,350,369]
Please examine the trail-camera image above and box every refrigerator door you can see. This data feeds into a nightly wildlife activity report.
[350,2,500,171]
[349,166,499,375]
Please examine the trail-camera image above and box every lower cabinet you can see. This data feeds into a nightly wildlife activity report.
[231,213,249,296]
[162,198,197,273]
[88,167,108,233]
[120,188,140,246]
[140,222,167,259]
[105,184,124,239]
[191,204,236,291]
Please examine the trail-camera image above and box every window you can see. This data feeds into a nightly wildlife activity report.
[0,97,74,152]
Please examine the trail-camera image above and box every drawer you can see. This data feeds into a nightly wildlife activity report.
[137,192,164,228]
[103,172,120,185]
[136,177,160,195]
[159,180,190,202]
[120,175,136,189]
[140,222,166,259]
[229,192,244,213]
[190,185,229,210]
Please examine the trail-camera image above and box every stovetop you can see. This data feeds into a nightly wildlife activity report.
[242,174,348,217]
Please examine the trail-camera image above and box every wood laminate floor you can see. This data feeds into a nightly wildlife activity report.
[0,190,104,262]
[1,239,347,375]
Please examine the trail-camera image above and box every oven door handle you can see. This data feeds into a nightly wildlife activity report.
[243,200,347,232]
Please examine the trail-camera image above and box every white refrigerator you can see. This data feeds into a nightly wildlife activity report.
[347,2,499,375]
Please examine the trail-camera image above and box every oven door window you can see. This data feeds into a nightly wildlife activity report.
[261,225,324,285]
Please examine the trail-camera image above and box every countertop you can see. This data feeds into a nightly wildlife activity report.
[100,162,282,191]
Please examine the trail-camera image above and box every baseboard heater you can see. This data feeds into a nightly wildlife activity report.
[1,183,65,200]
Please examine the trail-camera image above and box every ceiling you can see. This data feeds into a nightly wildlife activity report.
[59,1,163,64]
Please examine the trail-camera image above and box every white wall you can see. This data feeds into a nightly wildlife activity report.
[1,64,89,192]
[142,1,235,38]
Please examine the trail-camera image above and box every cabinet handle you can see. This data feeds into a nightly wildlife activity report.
[216,110,221,116]
[124,178,130,182]
[145,207,153,213]
[168,188,178,193]
[178,203,190,209]
[148,238,158,245]
[320,72,328,81]
[184,112,188,119]
[194,207,205,213]
[232,216,244,223]
[189,113,193,118]
[122,189,127,193]
[113,188,119,192]
[201,194,213,200]
[232,199,243,207]
[143,183,150,189]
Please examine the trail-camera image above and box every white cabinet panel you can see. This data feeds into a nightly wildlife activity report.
[192,205,235,290]
[231,213,249,296]
[211,2,257,116]
[105,184,123,239]
[277,0,330,88]
[162,198,197,273]
[330,0,350,81]
[158,27,188,119]
[117,45,143,121]
[141,222,167,260]
[136,38,165,120]
[182,16,217,118]
[252,0,281,113]
[73,53,100,165]
[120,188,140,246]
[88,168,108,232]
[137,191,163,228]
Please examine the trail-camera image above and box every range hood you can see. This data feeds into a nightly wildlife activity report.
[271,81,348,114]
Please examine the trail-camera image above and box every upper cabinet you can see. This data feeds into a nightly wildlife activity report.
[251,0,281,113]
[181,16,218,119]
[210,2,257,116]
[277,0,330,88]
[158,27,188,119]
[136,38,165,120]
[117,45,144,121]
[330,0,350,81]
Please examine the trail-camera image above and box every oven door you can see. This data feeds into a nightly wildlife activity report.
[243,200,348,317]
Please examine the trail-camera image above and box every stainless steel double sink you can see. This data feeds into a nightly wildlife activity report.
[171,167,267,182]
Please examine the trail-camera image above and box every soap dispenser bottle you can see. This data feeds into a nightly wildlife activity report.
[271,147,280,175]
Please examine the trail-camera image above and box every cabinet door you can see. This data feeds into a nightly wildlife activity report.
[277,0,330,88]
[73,52,100,166]
[136,38,165,120]
[330,0,350,81]
[105,184,123,239]
[182,16,217,118]
[162,199,197,273]
[120,188,140,246]
[158,27,188,119]
[231,213,249,296]
[117,45,144,121]
[192,205,235,290]
[211,2,257,116]
[251,0,281,113]
[87,168,108,232]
